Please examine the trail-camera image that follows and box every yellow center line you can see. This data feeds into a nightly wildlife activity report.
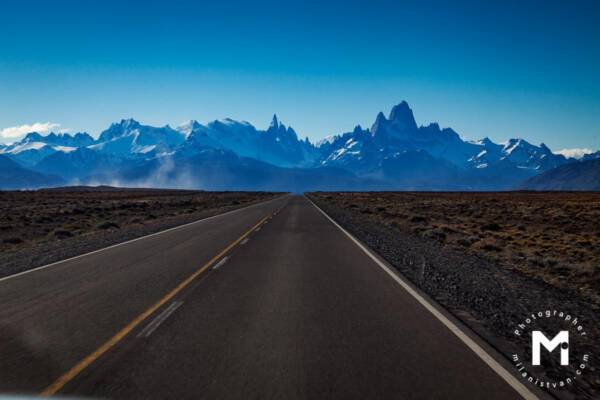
[40,213,271,397]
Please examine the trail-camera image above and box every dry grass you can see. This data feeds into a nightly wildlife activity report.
[311,192,600,304]
[0,188,276,254]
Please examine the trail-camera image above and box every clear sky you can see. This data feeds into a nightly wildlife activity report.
[1,0,599,153]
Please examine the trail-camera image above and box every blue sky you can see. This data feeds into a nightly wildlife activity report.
[1,0,599,153]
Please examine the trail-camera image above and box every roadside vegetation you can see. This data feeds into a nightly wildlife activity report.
[308,191,600,398]
[0,187,278,277]
[309,191,600,304]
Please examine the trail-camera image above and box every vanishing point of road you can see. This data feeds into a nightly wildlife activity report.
[0,195,542,399]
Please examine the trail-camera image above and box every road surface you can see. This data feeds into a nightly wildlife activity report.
[0,195,539,399]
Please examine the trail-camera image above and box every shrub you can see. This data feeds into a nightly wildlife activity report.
[3,237,23,244]
[423,228,446,241]
[481,223,501,232]
[97,221,120,230]
[410,216,427,223]
[53,229,73,239]
[481,243,502,252]
[458,236,478,247]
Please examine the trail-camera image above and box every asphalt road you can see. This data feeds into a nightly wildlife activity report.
[0,195,538,399]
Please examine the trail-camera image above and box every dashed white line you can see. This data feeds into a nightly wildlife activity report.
[0,196,285,283]
[137,301,184,338]
[212,256,229,270]
[240,238,249,245]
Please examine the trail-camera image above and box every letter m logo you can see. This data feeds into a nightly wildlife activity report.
[532,331,569,366]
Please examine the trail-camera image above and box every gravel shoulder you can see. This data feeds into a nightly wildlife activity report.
[308,192,599,399]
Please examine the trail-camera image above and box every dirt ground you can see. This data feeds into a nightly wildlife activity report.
[309,191,600,305]
[0,187,278,277]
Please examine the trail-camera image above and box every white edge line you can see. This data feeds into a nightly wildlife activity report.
[0,195,284,283]
[306,196,539,400]
[137,301,184,338]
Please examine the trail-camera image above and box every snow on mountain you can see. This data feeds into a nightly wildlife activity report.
[0,102,591,190]
[21,131,95,147]
[322,102,569,172]
[90,119,186,157]
[316,101,574,188]
[177,120,203,137]
[320,102,483,173]
[181,115,318,168]
[468,138,569,171]
[318,125,381,174]
[0,142,58,167]
[0,131,91,167]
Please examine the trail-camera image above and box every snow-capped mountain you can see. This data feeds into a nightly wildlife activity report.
[468,137,568,171]
[23,131,95,147]
[318,102,475,174]
[0,101,592,190]
[318,101,569,177]
[0,131,94,167]
[181,115,318,168]
[90,119,185,157]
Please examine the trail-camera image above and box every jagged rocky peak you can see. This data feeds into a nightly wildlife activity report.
[388,100,417,131]
[178,120,203,135]
[267,114,284,133]
[270,114,280,129]
[425,122,440,130]
[371,112,387,134]
[22,132,45,142]
[20,131,94,147]
[266,114,299,140]
[539,142,553,153]
[99,118,142,142]
[479,136,494,145]
[440,127,461,140]
[119,118,140,129]
[353,125,365,135]
[371,101,418,136]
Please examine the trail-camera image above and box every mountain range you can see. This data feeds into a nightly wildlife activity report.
[1,101,598,191]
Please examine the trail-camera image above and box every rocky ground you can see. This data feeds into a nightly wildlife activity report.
[308,192,599,399]
[0,187,278,278]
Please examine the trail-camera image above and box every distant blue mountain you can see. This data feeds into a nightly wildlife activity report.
[35,147,124,182]
[0,101,592,190]
[520,158,600,191]
[315,101,573,189]
[85,148,375,192]
[0,154,64,189]
[581,150,600,162]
